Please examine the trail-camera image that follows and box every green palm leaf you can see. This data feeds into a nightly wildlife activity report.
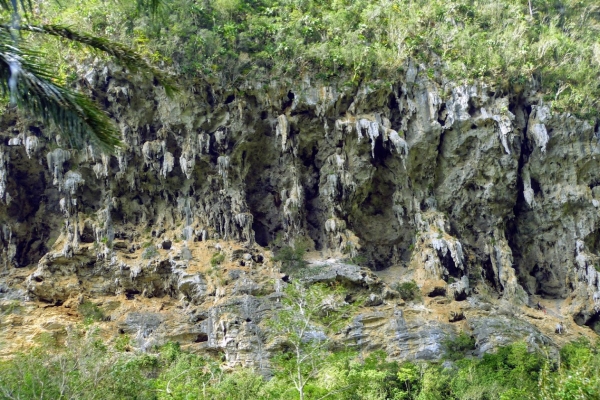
[0,33,121,151]
[8,23,176,95]
[0,1,173,151]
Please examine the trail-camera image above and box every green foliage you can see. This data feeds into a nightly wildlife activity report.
[0,334,599,400]
[268,281,352,399]
[142,244,158,259]
[0,1,172,151]
[0,328,157,399]
[443,332,476,361]
[78,300,105,323]
[0,300,21,316]
[210,251,225,267]
[449,341,544,399]
[43,0,600,119]
[395,280,421,302]
[539,338,600,400]
[272,239,308,275]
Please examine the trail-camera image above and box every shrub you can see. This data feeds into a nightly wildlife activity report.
[443,332,476,360]
[78,301,105,322]
[44,0,600,119]
[395,280,420,302]
[272,239,309,275]
[210,252,226,267]
[142,244,158,259]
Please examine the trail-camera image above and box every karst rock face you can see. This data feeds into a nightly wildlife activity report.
[0,62,599,365]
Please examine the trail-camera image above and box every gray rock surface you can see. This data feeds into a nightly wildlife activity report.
[0,63,598,362]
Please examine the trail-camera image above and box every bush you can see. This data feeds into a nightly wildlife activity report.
[395,280,420,302]
[210,252,226,267]
[142,244,158,259]
[272,240,308,275]
[443,332,476,360]
[78,300,105,322]
[44,0,600,119]
[0,335,597,400]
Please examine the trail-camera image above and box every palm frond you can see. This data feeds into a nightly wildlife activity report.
[0,0,32,18]
[0,34,121,151]
[0,23,176,95]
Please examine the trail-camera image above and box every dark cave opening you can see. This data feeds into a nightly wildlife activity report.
[252,219,270,247]
[481,255,499,291]
[125,289,140,300]
[574,310,600,334]
[440,250,461,279]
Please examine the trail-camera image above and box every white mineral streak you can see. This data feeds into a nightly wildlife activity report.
[217,156,230,180]
[444,85,474,128]
[92,154,110,179]
[142,140,165,164]
[46,148,70,187]
[198,133,211,154]
[214,128,228,150]
[178,197,194,241]
[325,217,346,233]
[479,98,515,155]
[24,136,39,158]
[388,130,409,156]
[234,212,254,242]
[0,149,7,201]
[522,170,536,208]
[282,180,303,234]
[528,105,551,153]
[574,240,599,291]
[161,152,174,178]
[59,197,67,213]
[355,118,380,157]
[117,150,128,173]
[63,171,84,195]
[275,114,289,152]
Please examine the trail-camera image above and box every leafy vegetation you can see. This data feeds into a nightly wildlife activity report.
[1,324,598,399]
[78,300,105,323]
[142,244,158,259]
[443,332,477,361]
[268,281,351,400]
[0,0,171,150]
[395,280,421,302]
[210,251,226,267]
[272,240,308,275]
[43,0,600,119]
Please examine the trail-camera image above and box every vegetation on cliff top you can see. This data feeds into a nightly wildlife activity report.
[44,0,600,119]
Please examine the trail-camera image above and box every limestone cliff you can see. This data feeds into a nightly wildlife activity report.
[1,62,599,366]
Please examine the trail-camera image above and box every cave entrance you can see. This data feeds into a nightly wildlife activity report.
[574,310,600,335]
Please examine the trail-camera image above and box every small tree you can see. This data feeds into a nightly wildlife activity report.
[268,281,350,400]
